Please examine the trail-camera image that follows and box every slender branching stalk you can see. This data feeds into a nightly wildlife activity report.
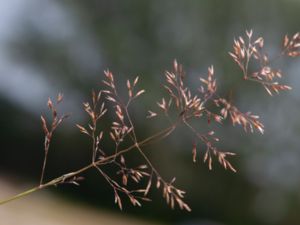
[0,30,299,211]
[40,94,69,185]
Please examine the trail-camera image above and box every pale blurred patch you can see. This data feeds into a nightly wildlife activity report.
[0,177,162,225]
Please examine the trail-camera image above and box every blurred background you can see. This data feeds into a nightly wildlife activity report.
[0,0,300,224]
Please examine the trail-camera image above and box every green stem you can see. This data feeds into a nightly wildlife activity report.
[0,186,41,205]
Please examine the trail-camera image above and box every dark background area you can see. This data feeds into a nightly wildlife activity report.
[0,1,300,225]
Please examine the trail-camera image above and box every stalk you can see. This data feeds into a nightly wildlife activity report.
[0,124,176,205]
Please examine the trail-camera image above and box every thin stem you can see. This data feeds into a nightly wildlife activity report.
[40,136,50,185]
[123,103,166,181]
[91,94,98,163]
[0,186,42,205]
[91,123,97,163]
[39,152,47,185]
[182,118,207,144]
[0,123,176,205]
[245,77,276,86]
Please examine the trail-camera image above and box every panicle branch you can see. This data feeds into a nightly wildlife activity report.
[229,30,299,96]
[40,93,69,185]
[1,30,298,211]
